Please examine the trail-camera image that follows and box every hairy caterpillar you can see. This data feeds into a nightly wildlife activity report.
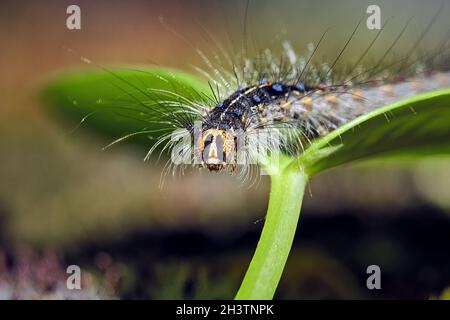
[92,4,450,184]
[152,41,449,182]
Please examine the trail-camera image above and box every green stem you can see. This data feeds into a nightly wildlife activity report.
[235,167,308,299]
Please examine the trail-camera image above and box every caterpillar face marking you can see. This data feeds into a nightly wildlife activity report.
[197,128,237,171]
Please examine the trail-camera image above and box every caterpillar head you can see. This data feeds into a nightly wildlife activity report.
[197,128,237,171]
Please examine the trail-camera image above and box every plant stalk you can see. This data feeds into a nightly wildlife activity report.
[235,167,308,299]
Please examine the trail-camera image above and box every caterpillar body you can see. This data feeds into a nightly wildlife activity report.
[92,8,450,182]
[167,42,450,177]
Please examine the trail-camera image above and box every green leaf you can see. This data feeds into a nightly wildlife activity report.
[295,88,450,175]
[42,66,209,147]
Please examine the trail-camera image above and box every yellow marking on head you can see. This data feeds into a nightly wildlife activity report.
[197,128,237,171]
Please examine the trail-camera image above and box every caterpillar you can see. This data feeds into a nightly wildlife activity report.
[95,4,450,184]
[155,41,450,182]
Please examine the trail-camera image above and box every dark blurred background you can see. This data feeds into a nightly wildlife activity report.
[0,0,449,299]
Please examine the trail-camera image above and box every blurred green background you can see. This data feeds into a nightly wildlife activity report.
[0,0,449,299]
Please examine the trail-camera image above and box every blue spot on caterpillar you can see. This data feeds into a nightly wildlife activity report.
[252,94,261,103]
[271,83,284,93]
[294,82,306,92]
